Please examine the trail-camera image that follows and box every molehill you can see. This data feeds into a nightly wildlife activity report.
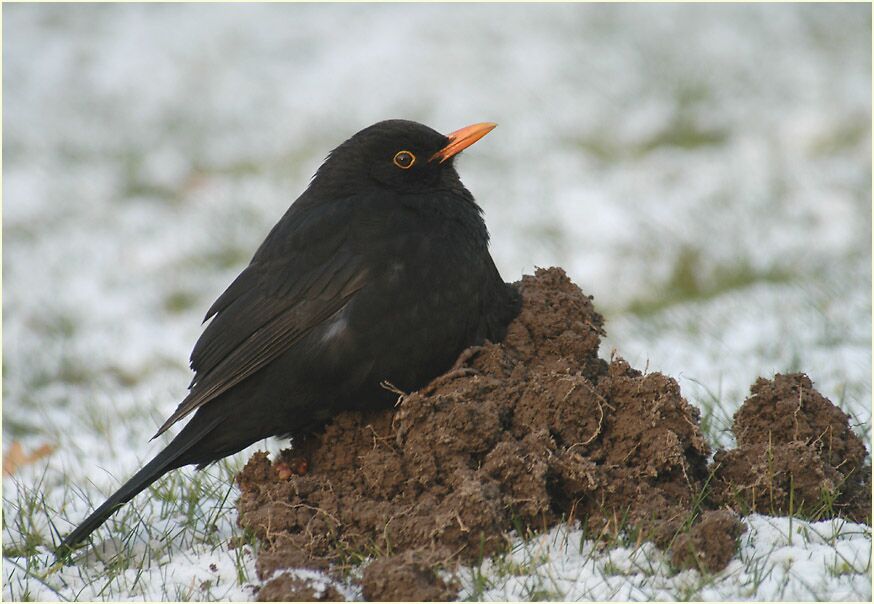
[236,268,871,601]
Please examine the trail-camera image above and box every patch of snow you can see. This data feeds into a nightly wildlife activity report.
[456,516,872,601]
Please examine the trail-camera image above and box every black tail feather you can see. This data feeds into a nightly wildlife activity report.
[56,414,223,558]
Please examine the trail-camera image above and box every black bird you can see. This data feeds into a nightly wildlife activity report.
[58,119,521,554]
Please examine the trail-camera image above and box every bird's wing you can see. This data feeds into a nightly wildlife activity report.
[153,210,369,438]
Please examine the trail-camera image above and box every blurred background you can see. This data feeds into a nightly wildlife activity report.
[2,3,871,598]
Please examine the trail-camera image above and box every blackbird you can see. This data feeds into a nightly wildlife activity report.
[58,119,521,554]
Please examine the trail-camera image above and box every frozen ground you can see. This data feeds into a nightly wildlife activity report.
[3,3,871,601]
[456,515,872,601]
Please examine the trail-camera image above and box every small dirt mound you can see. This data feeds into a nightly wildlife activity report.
[361,550,459,602]
[709,373,870,522]
[236,268,870,600]
[670,510,746,573]
[257,573,346,602]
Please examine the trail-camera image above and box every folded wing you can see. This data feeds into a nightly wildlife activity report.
[154,205,369,437]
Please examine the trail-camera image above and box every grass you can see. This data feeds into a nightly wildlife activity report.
[625,246,794,317]
[3,453,259,601]
[684,375,734,447]
[570,80,730,163]
[455,511,872,601]
[163,290,201,315]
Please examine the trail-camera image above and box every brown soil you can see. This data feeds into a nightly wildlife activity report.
[361,550,459,602]
[669,510,745,573]
[235,267,871,601]
[709,373,871,522]
[256,573,346,602]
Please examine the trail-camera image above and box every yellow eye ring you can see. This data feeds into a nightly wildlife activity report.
[393,150,416,169]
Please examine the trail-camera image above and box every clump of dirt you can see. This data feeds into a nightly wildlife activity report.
[709,373,871,522]
[670,510,745,573]
[235,267,870,601]
[361,550,459,602]
[256,573,345,602]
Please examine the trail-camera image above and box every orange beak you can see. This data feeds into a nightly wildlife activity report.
[430,122,497,163]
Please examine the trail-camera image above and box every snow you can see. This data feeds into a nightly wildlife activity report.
[42,544,259,601]
[456,516,872,601]
[3,3,870,601]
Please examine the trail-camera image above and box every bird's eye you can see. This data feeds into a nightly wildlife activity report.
[393,150,416,169]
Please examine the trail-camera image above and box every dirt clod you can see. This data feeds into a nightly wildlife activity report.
[670,510,746,573]
[709,373,871,522]
[361,550,459,602]
[236,268,870,600]
[256,573,345,602]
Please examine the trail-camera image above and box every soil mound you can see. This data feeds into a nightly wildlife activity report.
[235,268,870,600]
[709,373,871,522]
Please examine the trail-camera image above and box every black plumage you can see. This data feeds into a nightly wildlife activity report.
[58,119,521,555]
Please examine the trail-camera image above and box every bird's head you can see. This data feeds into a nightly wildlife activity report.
[309,119,496,198]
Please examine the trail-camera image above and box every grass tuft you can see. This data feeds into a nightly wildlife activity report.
[627,246,794,316]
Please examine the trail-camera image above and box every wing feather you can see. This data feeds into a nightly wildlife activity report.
[154,200,370,438]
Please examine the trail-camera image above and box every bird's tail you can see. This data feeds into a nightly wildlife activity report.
[55,414,223,559]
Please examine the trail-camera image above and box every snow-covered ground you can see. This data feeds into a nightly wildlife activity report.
[456,515,872,601]
[3,3,870,601]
